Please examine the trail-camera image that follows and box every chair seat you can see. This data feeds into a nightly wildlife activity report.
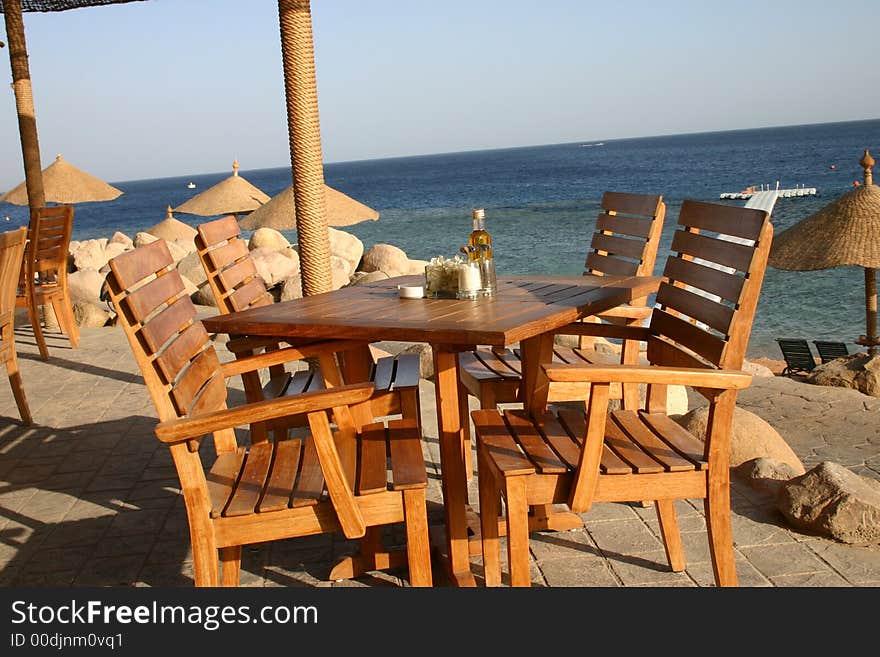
[474,407,707,482]
[208,418,427,519]
[459,346,623,403]
[265,352,421,404]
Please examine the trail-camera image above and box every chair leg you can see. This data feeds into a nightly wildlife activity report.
[704,489,738,587]
[403,488,433,587]
[191,542,220,587]
[458,381,473,480]
[503,475,531,587]
[52,296,79,348]
[220,546,242,586]
[27,297,49,360]
[655,499,686,572]
[477,447,503,586]
[6,354,32,425]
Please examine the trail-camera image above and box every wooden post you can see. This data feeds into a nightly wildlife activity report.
[2,0,45,212]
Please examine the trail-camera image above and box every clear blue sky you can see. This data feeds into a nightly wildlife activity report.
[1,0,875,190]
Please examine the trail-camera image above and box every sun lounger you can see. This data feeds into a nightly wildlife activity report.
[813,340,849,364]
[776,338,817,375]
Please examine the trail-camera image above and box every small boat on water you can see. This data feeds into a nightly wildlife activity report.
[187,182,196,189]
[720,182,817,200]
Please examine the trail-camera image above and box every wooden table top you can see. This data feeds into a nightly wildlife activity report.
[201,274,661,347]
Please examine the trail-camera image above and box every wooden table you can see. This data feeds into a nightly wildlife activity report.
[202,272,660,586]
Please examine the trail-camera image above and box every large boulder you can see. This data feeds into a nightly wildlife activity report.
[347,270,389,287]
[328,227,364,273]
[360,243,410,277]
[68,269,108,305]
[73,301,110,328]
[807,353,880,397]
[107,231,133,249]
[777,461,880,544]
[70,239,109,271]
[248,227,290,252]
[250,248,297,287]
[674,405,806,473]
[176,251,208,288]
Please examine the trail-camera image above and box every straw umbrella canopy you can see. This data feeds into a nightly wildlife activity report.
[145,205,198,242]
[239,183,378,231]
[173,160,270,220]
[769,149,880,355]
[0,153,122,205]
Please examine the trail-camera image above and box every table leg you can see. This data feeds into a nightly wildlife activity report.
[433,346,476,587]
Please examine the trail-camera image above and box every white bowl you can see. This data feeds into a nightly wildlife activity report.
[397,284,425,299]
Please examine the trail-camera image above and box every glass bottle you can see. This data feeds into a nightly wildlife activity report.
[468,208,496,295]
[468,208,493,260]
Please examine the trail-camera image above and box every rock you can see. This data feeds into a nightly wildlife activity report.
[133,231,158,248]
[166,239,190,263]
[176,251,208,288]
[406,258,428,275]
[360,243,410,277]
[107,231,133,249]
[330,255,352,285]
[73,301,110,328]
[280,275,302,301]
[191,283,217,307]
[278,247,301,269]
[736,457,801,497]
[251,248,297,287]
[328,227,364,273]
[347,270,389,287]
[742,359,775,378]
[68,269,108,304]
[178,274,199,297]
[70,239,107,271]
[807,353,880,397]
[674,405,806,474]
[777,461,880,544]
[248,227,290,252]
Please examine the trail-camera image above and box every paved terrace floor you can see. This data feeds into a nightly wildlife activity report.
[0,316,878,588]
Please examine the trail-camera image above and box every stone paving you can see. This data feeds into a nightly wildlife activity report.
[0,317,877,588]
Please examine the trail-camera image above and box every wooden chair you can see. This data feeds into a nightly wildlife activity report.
[459,192,665,474]
[195,216,422,442]
[16,205,79,360]
[105,239,432,587]
[473,200,773,587]
[0,227,32,424]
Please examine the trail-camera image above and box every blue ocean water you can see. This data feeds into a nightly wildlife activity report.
[3,119,879,359]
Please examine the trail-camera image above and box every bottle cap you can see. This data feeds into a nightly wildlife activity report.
[472,208,485,220]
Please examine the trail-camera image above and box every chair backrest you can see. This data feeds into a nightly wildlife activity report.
[105,239,229,425]
[0,227,28,336]
[813,340,848,364]
[20,205,74,289]
[194,216,273,314]
[585,191,666,278]
[777,338,816,373]
[648,200,773,372]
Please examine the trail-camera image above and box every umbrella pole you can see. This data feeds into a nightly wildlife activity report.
[2,0,45,211]
[865,267,878,357]
[278,0,332,296]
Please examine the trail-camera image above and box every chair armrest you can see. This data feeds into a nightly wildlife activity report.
[154,382,375,444]
[543,363,752,390]
[220,339,366,378]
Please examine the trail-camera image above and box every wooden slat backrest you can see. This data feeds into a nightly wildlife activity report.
[195,216,273,314]
[106,239,227,423]
[586,192,665,279]
[0,228,27,340]
[649,200,772,370]
[20,205,74,291]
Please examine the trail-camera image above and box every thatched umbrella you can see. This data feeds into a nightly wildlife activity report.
[0,153,123,205]
[239,183,378,231]
[146,206,198,242]
[769,149,880,355]
[173,160,270,220]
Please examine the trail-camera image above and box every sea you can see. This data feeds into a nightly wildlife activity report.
[3,118,879,360]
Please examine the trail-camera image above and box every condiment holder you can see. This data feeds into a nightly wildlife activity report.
[397,284,425,299]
